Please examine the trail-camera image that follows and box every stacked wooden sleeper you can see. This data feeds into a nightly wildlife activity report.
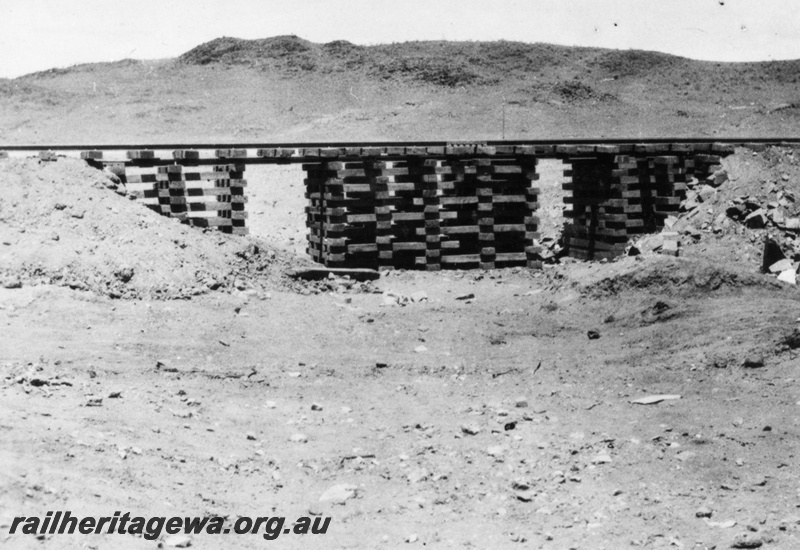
[303,155,541,270]
[123,161,248,235]
[563,156,636,260]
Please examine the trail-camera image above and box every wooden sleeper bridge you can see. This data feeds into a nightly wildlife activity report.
[1,139,789,270]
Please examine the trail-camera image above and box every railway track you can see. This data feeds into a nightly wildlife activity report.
[0,138,797,164]
[1,137,791,268]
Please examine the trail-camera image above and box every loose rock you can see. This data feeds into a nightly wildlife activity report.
[731,533,763,548]
[696,506,713,518]
[742,355,765,369]
[318,484,358,504]
[461,424,481,435]
[163,534,192,548]
[631,394,681,405]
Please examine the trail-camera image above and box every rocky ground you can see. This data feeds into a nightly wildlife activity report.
[2,146,800,549]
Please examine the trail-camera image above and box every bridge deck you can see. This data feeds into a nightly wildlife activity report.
[1,138,795,164]
[0,139,788,268]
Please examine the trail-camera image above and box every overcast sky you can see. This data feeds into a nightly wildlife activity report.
[1,0,799,78]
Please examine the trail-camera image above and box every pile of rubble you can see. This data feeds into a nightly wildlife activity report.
[286,271,382,295]
[534,236,563,263]
[627,147,800,285]
[628,167,731,259]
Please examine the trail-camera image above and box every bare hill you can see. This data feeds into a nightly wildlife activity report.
[2,36,800,143]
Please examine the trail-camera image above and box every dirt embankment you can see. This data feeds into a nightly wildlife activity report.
[0,158,296,299]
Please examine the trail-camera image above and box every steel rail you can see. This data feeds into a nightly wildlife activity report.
[1,138,800,151]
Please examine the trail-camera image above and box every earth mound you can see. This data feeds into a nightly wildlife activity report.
[578,255,776,297]
[179,35,319,71]
[0,158,295,299]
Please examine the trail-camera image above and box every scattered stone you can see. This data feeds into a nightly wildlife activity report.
[487,445,506,459]
[742,355,765,369]
[698,184,717,202]
[731,533,763,548]
[708,168,729,186]
[318,484,358,504]
[311,403,323,411]
[414,345,428,353]
[784,217,800,230]
[515,396,528,408]
[156,360,178,373]
[707,520,737,529]
[265,400,277,409]
[307,504,323,516]
[635,234,664,253]
[511,479,531,491]
[289,433,308,443]
[407,469,428,484]
[410,291,428,303]
[405,533,418,543]
[246,432,257,441]
[769,209,785,226]
[114,266,134,283]
[294,267,381,282]
[163,534,192,548]
[461,424,481,435]
[696,507,713,518]
[744,209,767,229]
[769,259,794,273]
[777,269,797,285]
[455,293,475,301]
[108,391,122,399]
[2,277,22,289]
[587,330,600,340]
[85,397,103,407]
[630,394,681,405]
[762,236,786,272]
[592,454,612,465]
[661,232,680,256]
[514,489,536,502]
[727,204,747,220]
